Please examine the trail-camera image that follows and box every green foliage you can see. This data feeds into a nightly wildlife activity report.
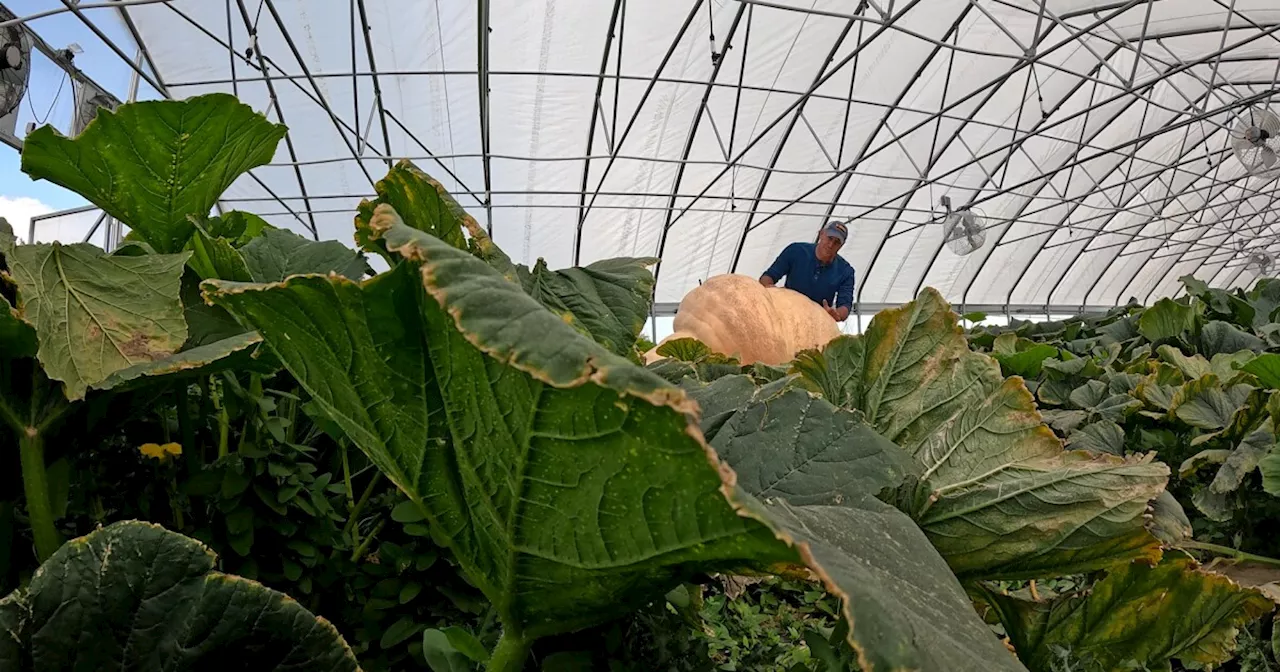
[20,94,286,254]
[0,521,359,670]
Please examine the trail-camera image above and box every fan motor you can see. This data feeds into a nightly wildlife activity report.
[2,43,21,71]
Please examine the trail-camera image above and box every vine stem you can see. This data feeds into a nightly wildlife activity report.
[19,427,60,562]
[1179,540,1280,568]
[487,630,531,672]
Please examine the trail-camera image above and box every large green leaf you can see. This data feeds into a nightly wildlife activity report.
[991,334,1059,379]
[0,521,357,671]
[1,236,189,401]
[793,289,1168,581]
[240,228,370,283]
[1241,353,1280,389]
[1065,421,1125,455]
[206,237,791,642]
[518,257,658,357]
[1170,376,1254,431]
[20,94,286,254]
[981,556,1273,672]
[684,376,1023,672]
[1199,320,1264,356]
[1067,380,1141,422]
[1138,297,1196,343]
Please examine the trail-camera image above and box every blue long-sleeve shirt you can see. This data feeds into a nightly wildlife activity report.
[761,242,855,311]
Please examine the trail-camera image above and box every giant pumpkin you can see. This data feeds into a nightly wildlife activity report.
[644,274,842,366]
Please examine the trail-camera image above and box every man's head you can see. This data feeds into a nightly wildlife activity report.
[815,221,847,263]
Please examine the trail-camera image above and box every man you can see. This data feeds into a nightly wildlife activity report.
[759,221,855,322]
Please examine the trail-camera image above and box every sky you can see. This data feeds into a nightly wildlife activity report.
[2,2,162,241]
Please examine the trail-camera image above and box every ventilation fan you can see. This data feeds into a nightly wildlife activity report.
[0,4,32,137]
[937,196,987,256]
[71,76,117,136]
[1229,106,1280,175]
[1248,250,1276,276]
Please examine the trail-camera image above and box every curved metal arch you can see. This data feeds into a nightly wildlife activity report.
[571,0,625,266]
[807,4,976,298]
[839,16,1280,253]
[722,9,865,273]
[1138,174,1280,304]
[997,88,1268,308]
[648,3,748,285]
[740,1,1148,258]
[1174,184,1280,291]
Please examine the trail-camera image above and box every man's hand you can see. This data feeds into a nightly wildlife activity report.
[822,300,850,322]
[759,275,776,288]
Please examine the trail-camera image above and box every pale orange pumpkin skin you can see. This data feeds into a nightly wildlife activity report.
[644,274,843,366]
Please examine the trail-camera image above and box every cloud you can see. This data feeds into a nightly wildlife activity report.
[0,196,55,242]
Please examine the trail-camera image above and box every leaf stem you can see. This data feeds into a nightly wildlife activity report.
[342,471,382,544]
[19,427,61,562]
[350,518,385,563]
[486,630,531,672]
[213,379,229,458]
[1179,540,1280,568]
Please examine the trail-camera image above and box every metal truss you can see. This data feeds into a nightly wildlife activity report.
[6,0,1280,312]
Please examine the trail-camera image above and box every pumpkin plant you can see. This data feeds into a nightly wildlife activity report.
[2,94,368,564]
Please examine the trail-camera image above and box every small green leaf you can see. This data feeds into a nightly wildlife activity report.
[20,94,287,254]
[391,500,426,523]
[655,336,714,362]
[441,626,490,663]
[185,222,253,282]
[380,617,425,649]
[399,582,423,604]
[421,629,474,672]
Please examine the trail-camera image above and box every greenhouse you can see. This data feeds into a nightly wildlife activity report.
[3,0,1280,670]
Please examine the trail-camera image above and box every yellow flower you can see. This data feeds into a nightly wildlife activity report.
[139,442,182,461]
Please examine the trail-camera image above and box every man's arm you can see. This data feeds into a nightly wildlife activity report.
[760,244,795,287]
[828,268,855,322]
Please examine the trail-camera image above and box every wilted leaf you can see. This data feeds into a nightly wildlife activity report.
[1066,421,1125,455]
[354,161,471,265]
[1171,376,1254,431]
[1,236,189,400]
[1148,490,1192,544]
[19,94,286,254]
[1138,298,1196,343]
[1200,321,1264,356]
[1159,345,1212,380]
[240,228,370,283]
[983,556,1272,672]
[793,289,1168,581]
[0,521,357,670]
[1040,409,1089,433]
[518,256,658,357]
[1192,419,1276,522]
[1068,380,1141,422]
[1180,449,1232,478]
[684,377,1024,671]
[92,332,267,392]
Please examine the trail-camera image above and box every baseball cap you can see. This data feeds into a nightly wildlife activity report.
[822,220,848,243]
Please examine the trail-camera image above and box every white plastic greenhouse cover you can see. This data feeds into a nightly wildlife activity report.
[16,0,1280,312]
